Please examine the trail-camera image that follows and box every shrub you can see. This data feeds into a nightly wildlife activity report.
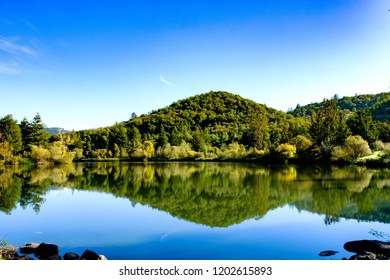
[275,143,296,159]
[30,145,51,164]
[332,135,371,162]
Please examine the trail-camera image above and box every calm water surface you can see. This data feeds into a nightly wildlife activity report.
[0,162,389,260]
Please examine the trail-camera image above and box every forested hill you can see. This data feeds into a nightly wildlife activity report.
[2,90,389,165]
[288,92,390,121]
[124,91,306,150]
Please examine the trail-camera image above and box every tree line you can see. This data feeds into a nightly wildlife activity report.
[0,91,389,165]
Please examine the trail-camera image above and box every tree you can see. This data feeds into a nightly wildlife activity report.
[108,123,128,155]
[191,126,206,152]
[347,109,378,147]
[276,143,297,159]
[28,113,50,147]
[127,126,142,152]
[19,117,32,149]
[0,141,13,163]
[246,105,270,150]
[157,126,169,148]
[332,135,371,162]
[310,99,350,147]
[0,115,22,153]
[142,140,155,159]
[170,126,183,146]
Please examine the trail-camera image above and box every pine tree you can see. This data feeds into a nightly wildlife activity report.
[347,109,379,147]
[0,114,23,153]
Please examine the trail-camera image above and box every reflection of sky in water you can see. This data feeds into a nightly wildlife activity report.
[1,188,389,260]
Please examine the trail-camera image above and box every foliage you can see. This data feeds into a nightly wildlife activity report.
[0,141,13,164]
[289,92,390,120]
[347,109,378,147]
[332,136,372,162]
[289,135,313,159]
[275,143,297,159]
[30,145,51,164]
[20,113,50,149]
[0,115,23,153]
[309,99,350,148]
[246,105,270,150]
[0,91,387,164]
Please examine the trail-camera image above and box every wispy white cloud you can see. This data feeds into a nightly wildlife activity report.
[0,36,39,57]
[17,17,38,32]
[0,62,20,75]
[159,75,176,87]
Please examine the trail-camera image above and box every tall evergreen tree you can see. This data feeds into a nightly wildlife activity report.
[127,126,142,152]
[29,113,50,146]
[247,105,270,150]
[347,109,379,147]
[157,126,169,148]
[0,114,23,153]
[310,100,350,147]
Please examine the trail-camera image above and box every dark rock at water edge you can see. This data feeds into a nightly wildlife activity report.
[47,254,62,260]
[0,246,19,260]
[80,249,100,260]
[34,243,59,260]
[1,242,106,260]
[63,252,80,260]
[19,242,40,255]
[349,252,378,260]
[319,250,339,257]
[344,240,390,255]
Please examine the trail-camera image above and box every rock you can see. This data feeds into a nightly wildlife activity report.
[319,250,339,257]
[0,246,19,260]
[344,240,390,255]
[63,252,80,260]
[80,249,100,260]
[19,242,40,255]
[349,252,377,260]
[98,255,107,260]
[47,254,62,260]
[34,243,59,260]
[15,255,35,260]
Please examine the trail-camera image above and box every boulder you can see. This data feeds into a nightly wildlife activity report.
[319,250,339,257]
[344,240,390,255]
[80,249,100,260]
[47,254,62,260]
[34,243,59,260]
[349,252,377,260]
[63,252,80,260]
[0,246,19,260]
[15,255,35,260]
[19,242,40,255]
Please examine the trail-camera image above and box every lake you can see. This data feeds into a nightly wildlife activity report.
[0,162,389,260]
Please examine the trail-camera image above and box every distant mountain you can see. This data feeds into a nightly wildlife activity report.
[288,92,390,121]
[45,127,71,135]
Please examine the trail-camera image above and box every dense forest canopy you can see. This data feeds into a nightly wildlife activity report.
[0,91,389,165]
[289,92,390,121]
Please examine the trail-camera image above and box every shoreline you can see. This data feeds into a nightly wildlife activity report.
[1,240,389,260]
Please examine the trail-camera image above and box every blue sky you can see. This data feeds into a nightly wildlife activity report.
[1,0,389,130]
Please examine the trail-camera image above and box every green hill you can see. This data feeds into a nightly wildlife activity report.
[124,91,307,150]
[289,92,390,121]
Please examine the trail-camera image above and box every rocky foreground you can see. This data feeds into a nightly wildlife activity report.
[1,239,389,260]
[319,239,390,260]
[0,242,106,260]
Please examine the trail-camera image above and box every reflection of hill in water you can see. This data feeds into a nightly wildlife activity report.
[1,162,389,227]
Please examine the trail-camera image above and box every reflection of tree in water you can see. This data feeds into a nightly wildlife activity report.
[0,163,389,226]
[369,229,390,242]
